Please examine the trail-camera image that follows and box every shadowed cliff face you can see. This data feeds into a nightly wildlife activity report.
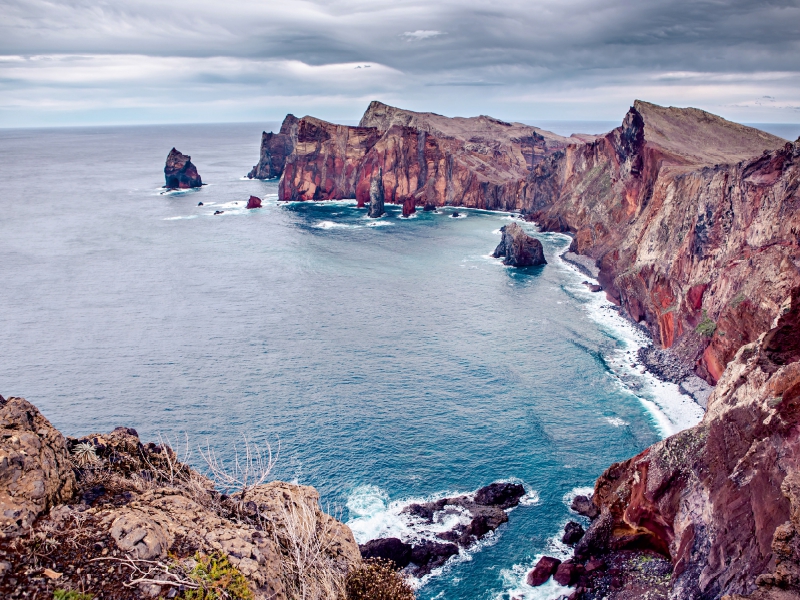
[582,287,800,599]
[247,114,299,180]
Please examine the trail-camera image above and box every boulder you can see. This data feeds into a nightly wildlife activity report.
[554,560,584,586]
[164,148,202,189]
[492,222,546,267]
[474,482,525,509]
[367,169,385,218]
[570,494,599,519]
[527,556,562,586]
[246,195,262,209]
[359,537,412,569]
[0,396,76,538]
[562,521,585,545]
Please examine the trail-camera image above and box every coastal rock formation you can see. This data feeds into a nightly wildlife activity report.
[271,101,572,209]
[164,148,202,189]
[492,222,547,267]
[246,195,262,209]
[247,115,299,179]
[561,286,800,598]
[367,169,385,218]
[525,101,794,384]
[0,398,360,600]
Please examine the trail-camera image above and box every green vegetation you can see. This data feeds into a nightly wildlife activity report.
[182,553,253,600]
[729,293,746,308]
[345,559,415,600]
[53,591,93,600]
[696,310,717,337]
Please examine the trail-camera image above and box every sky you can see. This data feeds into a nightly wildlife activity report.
[1,0,800,127]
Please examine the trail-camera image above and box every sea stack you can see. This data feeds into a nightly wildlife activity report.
[492,222,546,267]
[164,148,202,189]
[367,169,385,218]
[246,195,262,209]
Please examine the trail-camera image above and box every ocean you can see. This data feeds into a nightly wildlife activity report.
[0,122,708,599]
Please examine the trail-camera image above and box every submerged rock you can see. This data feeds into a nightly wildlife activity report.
[492,222,546,267]
[246,195,262,209]
[164,148,202,189]
[367,169,385,218]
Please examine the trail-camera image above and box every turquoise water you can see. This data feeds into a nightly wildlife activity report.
[1,124,674,599]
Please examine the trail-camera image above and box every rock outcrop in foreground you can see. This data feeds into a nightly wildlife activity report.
[164,148,203,189]
[492,222,546,267]
[0,397,360,600]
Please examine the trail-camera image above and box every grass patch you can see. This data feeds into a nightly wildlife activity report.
[696,310,717,337]
[182,553,253,600]
[729,293,746,308]
[53,592,93,600]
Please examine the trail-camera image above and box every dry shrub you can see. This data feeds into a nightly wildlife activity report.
[345,559,415,600]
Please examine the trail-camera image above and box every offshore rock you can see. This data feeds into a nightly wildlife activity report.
[0,398,360,600]
[367,169,385,218]
[473,482,526,508]
[247,115,299,179]
[492,222,546,267]
[359,537,411,569]
[562,521,586,545]
[164,148,202,189]
[245,195,262,209]
[571,494,600,519]
[409,540,459,576]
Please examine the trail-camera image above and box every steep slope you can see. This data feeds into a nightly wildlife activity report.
[527,102,796,383]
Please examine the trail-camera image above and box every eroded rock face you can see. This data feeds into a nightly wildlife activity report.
[367,169,385,218]
[578,286,800,598]
[0,396,76,538]
[492,222,546,267]
[247,115,299,179]
[164,148,202,189]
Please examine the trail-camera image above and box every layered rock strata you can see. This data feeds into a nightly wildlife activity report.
[492,222,547,267]
[164,148,202,189]
[0,398,360,600]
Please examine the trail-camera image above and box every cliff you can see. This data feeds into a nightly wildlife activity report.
[526,101,795,384]
[164,148,202,189]
[0,397,360,600]
[564,285,800,599]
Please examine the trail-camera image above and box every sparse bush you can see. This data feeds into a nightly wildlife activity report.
[696,310,717,337]
[182,553,253,600]
[53,591,93,600]
[345,559,415,600]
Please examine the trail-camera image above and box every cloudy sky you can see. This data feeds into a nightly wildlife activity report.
[2,0,799,127]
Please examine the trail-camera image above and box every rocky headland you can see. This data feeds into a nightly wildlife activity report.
[164,148,202,189]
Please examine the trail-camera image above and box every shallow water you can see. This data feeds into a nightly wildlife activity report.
[0,123,699,599]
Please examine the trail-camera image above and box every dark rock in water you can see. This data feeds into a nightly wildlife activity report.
[246,195,262,209]
[198,202,203,206]
[451,211,460,218]
[402,197,416,217]
[570,494,599,519]
[367,168,385,218]
[492,222,546,267]
[164,148,202,189]
[359,537,411,569]
[214,210,224,215]
[404,502,435,522]
[582,281,603,292]
[409,540,458,576]
[527,556,561,586]
[247,114,299,179]
[554,560,584,586]
[562,521,585,545]
[423,202,436,212]
[474,482,525,509]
